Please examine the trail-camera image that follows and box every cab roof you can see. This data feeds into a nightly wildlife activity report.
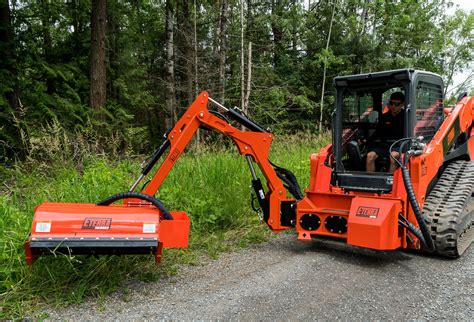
[334,69,442,88]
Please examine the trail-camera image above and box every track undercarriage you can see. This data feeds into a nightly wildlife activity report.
[424,160,474,257]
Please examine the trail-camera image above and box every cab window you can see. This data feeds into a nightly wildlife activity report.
[414,81,443,142]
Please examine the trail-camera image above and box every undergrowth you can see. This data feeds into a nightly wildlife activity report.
[0,133,329,318]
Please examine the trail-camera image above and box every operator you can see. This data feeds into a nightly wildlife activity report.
[366,92,405,173]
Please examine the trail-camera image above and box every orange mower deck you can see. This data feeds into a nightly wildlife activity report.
[25,202,190,264]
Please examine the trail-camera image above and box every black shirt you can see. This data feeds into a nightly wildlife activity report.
[371,109,405,142]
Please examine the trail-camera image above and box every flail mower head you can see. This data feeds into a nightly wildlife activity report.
[25,193,190,265]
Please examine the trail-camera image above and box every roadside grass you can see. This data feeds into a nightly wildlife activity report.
[0,133,329,318]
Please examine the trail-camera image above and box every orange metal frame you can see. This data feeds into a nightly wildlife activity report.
[141,92,294,231]
[25,92,296,266]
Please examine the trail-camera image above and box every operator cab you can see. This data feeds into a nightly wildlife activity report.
[331,69,444,193]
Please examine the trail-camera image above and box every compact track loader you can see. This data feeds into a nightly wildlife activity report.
[25,69,474,264]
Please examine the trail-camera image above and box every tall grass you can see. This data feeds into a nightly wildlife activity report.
[0,133,329,318]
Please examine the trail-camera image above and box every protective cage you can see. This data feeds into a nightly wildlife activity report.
[24,202,190,264]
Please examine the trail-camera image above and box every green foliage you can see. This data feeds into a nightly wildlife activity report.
[441,9,474,97]
[1,0,472,160]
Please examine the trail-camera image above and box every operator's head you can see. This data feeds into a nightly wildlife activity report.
[389,92,405,115]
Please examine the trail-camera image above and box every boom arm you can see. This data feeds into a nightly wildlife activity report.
[134,92,295,231]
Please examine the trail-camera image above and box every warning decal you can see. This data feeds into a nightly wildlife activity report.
[36,222,51,232]
[143,223,156,233]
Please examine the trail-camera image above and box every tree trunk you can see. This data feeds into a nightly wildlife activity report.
[217,0,227,103]
[244,42,252,114]
[193,0,198,95]
[193,0,200,145]
[40,0,55,94]
[0,0,23,160]
[71,0,86,59]
[357,0,370,73]
[90,0,107,109]
[292,0,297,57]
[319,0,337,132]
[181,0,194,105]
[107,1,118,101]
[359,0,370,36]
[165,0,176,129]
[246,0,252,40]
[271,0,283,68]
[240,0,245,111]
[0,0,18,110]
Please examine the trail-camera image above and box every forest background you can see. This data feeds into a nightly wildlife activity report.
[0,0,473,161]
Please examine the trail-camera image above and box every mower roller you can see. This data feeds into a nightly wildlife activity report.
[25,69,474,264]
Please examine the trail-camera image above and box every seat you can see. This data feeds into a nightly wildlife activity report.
[347,140,391,172]
[347,141,364,171]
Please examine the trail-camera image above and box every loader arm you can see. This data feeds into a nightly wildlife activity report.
[136,92,295,231]
[25,91,298,265]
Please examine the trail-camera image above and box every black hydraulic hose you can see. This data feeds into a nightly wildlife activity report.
[389,138,412,168]
[142,139,171,176]
[400,165,435,252]
[398,214,425,244]
[390,137,435,251]
[269,160,304,200]
[227,108,268,133]
[276,170,304,200]
[209,110,231,123]
[97,192,173,220]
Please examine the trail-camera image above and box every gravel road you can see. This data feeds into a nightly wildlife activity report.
[48,233,473,320]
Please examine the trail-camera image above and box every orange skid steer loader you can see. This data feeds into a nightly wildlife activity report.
[25,69,474,264]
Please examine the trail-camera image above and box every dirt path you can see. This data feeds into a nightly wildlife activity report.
[48,234,473,320]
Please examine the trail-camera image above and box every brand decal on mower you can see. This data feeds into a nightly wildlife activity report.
[82,218,112,230]
[356,206,379,219]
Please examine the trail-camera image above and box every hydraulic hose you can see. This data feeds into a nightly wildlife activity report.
[227,108,268,133]
[398,214,425,245]
[401,164,435,252]
[97,192,173,220]
[269,160,304,200]
[390,137,435,251]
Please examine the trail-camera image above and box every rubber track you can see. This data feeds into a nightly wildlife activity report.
[422,160,474,258]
